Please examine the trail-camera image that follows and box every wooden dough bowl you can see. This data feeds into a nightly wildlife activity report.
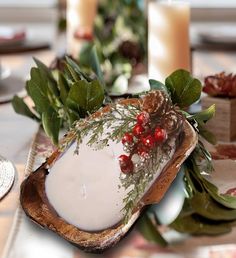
[20,98,198,253]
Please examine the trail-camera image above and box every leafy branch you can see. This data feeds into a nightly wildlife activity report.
[12,53,105,145]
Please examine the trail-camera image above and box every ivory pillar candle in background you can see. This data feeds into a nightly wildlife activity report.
[148,0,190,82]
[67,0,98,57]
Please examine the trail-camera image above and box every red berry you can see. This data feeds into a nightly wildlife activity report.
[141,135,155,148]
[122,133,133,145]
[119,155,134,174]
[154,127,167,143]
[136,112,150,125]
[137,146,149,157]
[133,124,145,137]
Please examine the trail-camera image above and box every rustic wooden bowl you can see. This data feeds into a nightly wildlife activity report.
[20,99,197,253]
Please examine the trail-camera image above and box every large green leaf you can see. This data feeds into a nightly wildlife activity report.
[34,57,59,97]
[165,69,202,108]
[137,214,167,247]
[12,95,39,121]
[26,68,50,113]
[68,80,104,113]
[42,107,61,145]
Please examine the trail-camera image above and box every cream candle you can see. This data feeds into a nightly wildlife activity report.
[67,0,98,57]
[148,0,190,82]
[45,134,175,232]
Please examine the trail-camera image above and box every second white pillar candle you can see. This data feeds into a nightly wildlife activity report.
[148,1,190,82]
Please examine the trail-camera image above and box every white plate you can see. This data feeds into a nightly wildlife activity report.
[0,155,15,200]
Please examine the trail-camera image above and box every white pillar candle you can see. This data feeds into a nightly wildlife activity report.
[67,0,98,57]
[148,0,190,82]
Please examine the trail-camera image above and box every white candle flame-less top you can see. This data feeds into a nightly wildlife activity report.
[148,0,190,82]
[45,135,175,232]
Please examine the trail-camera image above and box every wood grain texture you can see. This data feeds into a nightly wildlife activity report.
[202,96,236,142]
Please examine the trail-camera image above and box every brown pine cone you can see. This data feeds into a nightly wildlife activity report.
[141,90,171,116]
[203,72,236,97]
[161,110,184,135]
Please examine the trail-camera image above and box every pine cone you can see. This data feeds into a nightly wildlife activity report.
[141,90,171,115]
[161,110,184,135]
[203,72,236,97]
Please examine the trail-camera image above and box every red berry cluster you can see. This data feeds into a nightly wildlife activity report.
[118,112,167,174]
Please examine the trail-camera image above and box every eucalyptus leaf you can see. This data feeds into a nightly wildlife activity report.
[42,107,61,145]
[165,70,202,108]
[12,95,39,121]
[137,214,168,247]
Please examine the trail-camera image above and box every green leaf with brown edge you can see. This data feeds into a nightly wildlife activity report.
[190,192,236,221]
[42,107,61,145]
[165,69,202,108]
[68,80,104,113]
[137,213,168,247]
[12,95,39,121]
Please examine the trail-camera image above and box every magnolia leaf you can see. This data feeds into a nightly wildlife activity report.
[68,80,104,113]
[137,214,168,247]
[149,79,168,94]
[42,107,61,145]
[12,95,39,121]
[165,69,202,108]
